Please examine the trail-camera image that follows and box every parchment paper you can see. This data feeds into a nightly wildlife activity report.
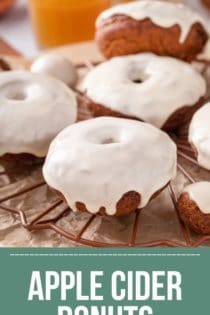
[0,0,210,247]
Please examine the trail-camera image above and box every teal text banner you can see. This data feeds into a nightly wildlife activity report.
[0,248,209,315]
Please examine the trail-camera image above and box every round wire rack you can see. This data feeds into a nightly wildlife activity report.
[0,59,210,247]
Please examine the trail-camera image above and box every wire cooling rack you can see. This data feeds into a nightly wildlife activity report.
[0,60,210,248]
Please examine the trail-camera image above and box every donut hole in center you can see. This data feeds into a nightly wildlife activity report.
[6,90,27,101]
[1,80,29,101]
[87,130,121,145]
[128,67,148,84]
[132,79,143,84]
[101,137,116,145]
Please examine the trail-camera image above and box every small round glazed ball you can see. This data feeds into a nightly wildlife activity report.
[31,53,78,87]
[177,181,210,234]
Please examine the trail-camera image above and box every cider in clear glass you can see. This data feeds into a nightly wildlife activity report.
[28,0,111,48]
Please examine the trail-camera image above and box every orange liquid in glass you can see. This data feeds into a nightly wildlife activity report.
[28,0,111,48]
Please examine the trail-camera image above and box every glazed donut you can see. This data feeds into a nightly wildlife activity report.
[0,71,77,158]
[189,102,210,170]
[177,181,210,234]
[83,53,206,130]
[31,53,78,87]
[43,117,177,216]
[95,0,209,61]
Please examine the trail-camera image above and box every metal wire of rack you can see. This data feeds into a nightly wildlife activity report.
[0,60,210,248]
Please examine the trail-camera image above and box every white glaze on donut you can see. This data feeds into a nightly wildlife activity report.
[183,181,210,214]
[96,0,209,43]
[189,102,210,170]
[0,71,77,157]
[83,53,206,128]
[43,117,177,215]
[31,53,78,87]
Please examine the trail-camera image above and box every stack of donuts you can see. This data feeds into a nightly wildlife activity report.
[1,0,210,235]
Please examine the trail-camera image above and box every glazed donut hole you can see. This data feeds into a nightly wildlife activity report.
[31,53,78,88]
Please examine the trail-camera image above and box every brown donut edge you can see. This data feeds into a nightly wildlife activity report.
[177,191,210,234]
[95,16,208,61]
[51,182,169,217]
[83,95,206,131]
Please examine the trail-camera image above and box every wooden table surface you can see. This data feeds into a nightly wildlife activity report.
[0,38,21,56]
[0,37,103,69]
